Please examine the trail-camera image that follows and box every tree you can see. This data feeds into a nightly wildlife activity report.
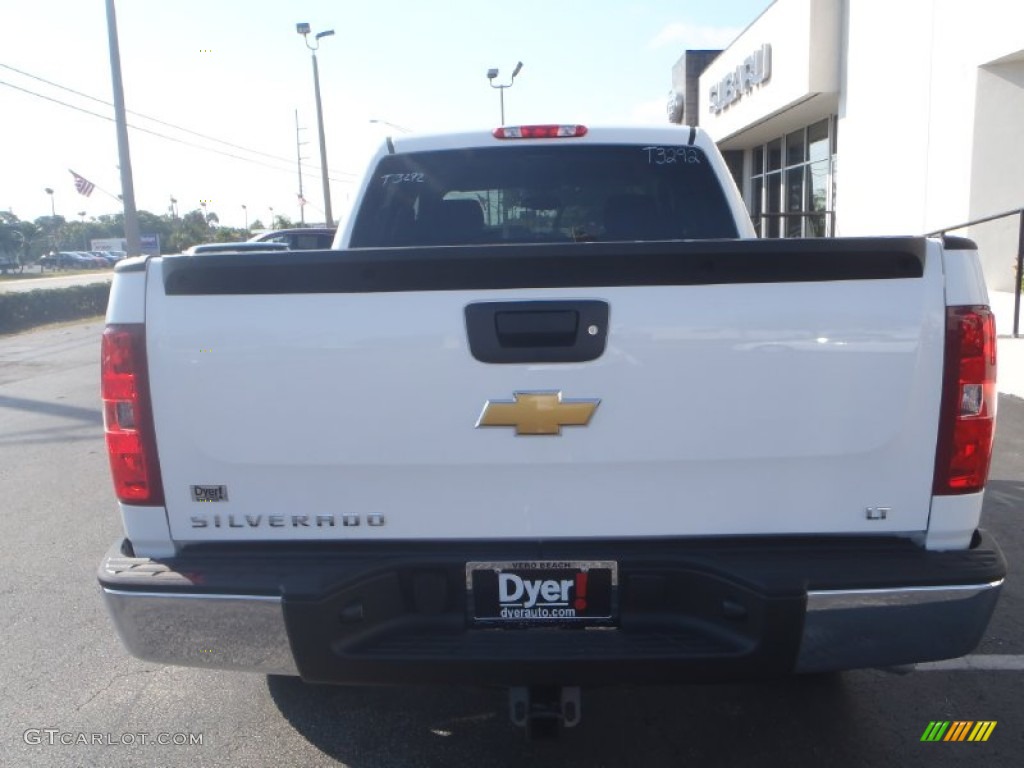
[167,209,213,252]
[0,213,46,262]
[212,227,249,243]
[16,220,45,261]
[0,221,23,264]
[32,214,66,258]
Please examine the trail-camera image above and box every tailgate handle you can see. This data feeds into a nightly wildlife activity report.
[495,310,578,348]
[465,300,609,364]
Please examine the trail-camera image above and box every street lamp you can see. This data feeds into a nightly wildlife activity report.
[369,118,411,134]
[241,204,248,231]
[169,195,178,218]
[486,61,523,125]
[297,22,334,226]
[268,206,274,229]
[43,188,56,254]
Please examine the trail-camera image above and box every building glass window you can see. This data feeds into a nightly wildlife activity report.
[806,119,830,236]
[765,170,782,238]
[767,139,782,172]
[722,150,744,193]
[786,129,805,167]
[749,117,836,238]
[751,176,763,228]
[785,168,803,238]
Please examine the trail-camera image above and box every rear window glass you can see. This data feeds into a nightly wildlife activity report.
[349,144,738,247]
[263,233,333,250]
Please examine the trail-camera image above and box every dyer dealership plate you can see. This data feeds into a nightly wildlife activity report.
[467,561,617,626]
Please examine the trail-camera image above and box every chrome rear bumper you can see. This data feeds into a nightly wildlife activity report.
[795,580,1003,673]
[102,589,299,675]
[101,577,1003,679]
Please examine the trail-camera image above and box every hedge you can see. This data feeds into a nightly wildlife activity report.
[0,282,111,335]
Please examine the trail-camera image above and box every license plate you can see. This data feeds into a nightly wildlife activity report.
[466,560,617,626]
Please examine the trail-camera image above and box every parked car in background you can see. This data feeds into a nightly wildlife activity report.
[76,252,108,268]
[89,251,122,266]
[183,242,290,256]
[249,227,335,250]
[55,251,97,269]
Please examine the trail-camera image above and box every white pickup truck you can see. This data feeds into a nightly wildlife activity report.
[99,124,1004,734]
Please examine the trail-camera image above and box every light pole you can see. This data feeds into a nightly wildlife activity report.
[297,23,334,226]
[105,0,141,256]
[486,61,523,125]
[268,206,274,229]
[369,118,411,134]
[44,188,56,254]
[242,204,248,231]
[169,196,178,219]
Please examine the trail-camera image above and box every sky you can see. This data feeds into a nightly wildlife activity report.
[0,0,771,229]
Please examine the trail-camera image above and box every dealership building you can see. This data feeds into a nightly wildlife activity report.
[670,0,1024,290]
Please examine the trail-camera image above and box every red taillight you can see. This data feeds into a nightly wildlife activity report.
[933,307,997,494]
[492,124,588,139]
[102,324,163,505]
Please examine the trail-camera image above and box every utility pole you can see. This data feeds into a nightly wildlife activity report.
[105,0,141,256]
[295,109,307,225]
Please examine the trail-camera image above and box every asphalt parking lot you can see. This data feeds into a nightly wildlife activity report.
[0,320,1021,767]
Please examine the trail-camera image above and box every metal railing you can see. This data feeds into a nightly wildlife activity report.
[928,208,1024,338]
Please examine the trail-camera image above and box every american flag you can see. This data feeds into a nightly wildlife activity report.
[297,193,307,207]
[70,170,95,197]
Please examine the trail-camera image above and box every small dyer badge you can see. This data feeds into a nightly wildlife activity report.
[476,392,600,436]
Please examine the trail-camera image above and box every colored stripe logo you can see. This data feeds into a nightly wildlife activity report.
[921,721,997,742]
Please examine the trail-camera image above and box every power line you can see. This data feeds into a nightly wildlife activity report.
[0,63,308,167]
[0,66,355,181]
[0,61,355,179]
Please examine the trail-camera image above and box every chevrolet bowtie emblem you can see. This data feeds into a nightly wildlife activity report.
[476,392,600,436]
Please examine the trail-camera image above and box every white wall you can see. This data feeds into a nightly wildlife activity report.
[837,0,1024,249]
[969,59,1024,291]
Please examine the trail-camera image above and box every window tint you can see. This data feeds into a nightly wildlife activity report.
[350,145,739,247]
[292,233,333,249]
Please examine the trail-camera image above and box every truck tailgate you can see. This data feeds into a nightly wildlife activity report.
[144,239,944,542]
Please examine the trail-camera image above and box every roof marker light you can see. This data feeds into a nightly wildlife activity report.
[493,125,588,139]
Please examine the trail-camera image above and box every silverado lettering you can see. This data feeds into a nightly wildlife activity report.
[188,514,339,528]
